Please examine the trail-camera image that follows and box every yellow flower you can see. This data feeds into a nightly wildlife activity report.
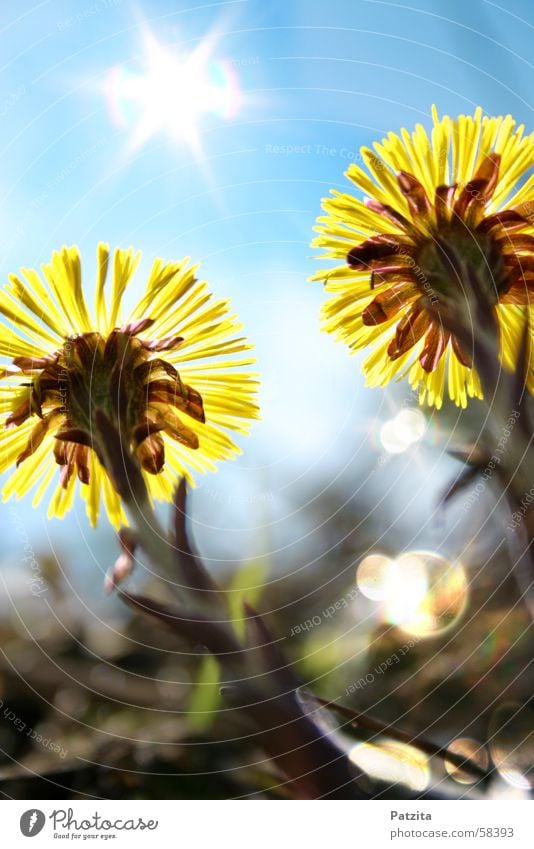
[312,106,534,408]
[0,244,259,527]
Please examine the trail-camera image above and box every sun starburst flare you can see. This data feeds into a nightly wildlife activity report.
[0,245,259,527]
[311,106,534,408]
[105,27,241,155]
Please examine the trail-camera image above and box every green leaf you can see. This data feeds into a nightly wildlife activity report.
[227,559,268,640]
[187,654,221,732]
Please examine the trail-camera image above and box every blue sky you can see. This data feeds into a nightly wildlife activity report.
[0,0,532,591]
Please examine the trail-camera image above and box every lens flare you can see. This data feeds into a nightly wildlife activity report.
[489,702,534,790]
[379,408,426,454]
[445,738,489,784]
[104,28,241,152]
[349,740,429,792]
[383,551,467,637]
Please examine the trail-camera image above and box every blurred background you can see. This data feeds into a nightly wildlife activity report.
[0,0,532,798]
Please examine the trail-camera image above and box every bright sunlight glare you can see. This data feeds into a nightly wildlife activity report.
[104,28,241,153]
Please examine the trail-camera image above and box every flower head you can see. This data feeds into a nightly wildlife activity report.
[0,245,259,527]
[312,106,534,408]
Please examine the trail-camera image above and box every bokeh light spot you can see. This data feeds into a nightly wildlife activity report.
[356,553,398,601]
[379,408,426,454]
[349,740,429,792]
[383,551,467,637]
[445,738,489,784]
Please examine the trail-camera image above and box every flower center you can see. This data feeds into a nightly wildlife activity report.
[7,325,205,485]
[342,152,534,375]
[416,225,504,305]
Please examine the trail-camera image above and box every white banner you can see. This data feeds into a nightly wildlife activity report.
[0,799,532,848]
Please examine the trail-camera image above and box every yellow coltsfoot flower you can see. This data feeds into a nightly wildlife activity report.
[0,245,259,527]
[312,106,534,408]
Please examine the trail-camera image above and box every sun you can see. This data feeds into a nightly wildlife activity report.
[105,28,241,154]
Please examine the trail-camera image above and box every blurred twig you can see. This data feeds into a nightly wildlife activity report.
[312,696,490,782]
[94,412,365,798]
[431,250,534,618]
